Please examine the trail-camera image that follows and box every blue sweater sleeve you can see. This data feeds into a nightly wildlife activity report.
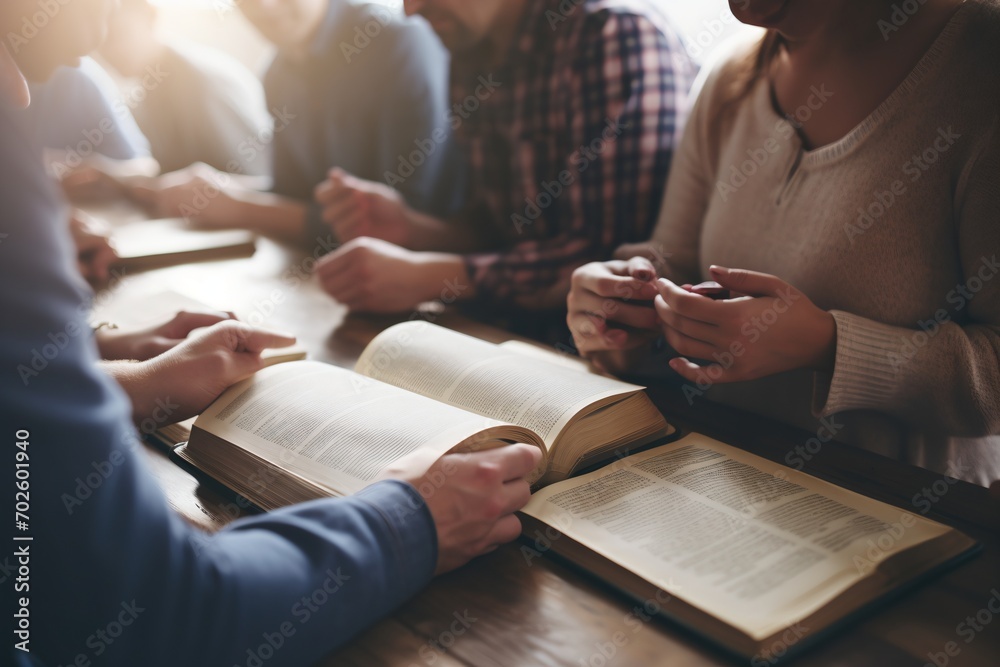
[0,99,436,667]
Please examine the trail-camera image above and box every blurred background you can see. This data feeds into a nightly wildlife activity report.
[150,0,756,76]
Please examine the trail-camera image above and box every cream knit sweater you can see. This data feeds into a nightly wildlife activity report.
[648,0,1000,485]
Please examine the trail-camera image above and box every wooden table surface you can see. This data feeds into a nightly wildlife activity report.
[101,235,1000,667]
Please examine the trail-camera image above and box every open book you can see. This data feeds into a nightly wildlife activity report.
[519,433,978,660]
[175,321,673,506]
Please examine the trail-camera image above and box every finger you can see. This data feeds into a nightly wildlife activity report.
[653,296,722,345]
[612,242,657,262]
[313,178,334,205]
[91,245,117,283]
[626,256,656,282]
[668,357,736,384]
[321,194,363,227]
[497,478,533,516]
[316,251,358,282]
[709,266,788,298]
[322,277,366,306]
[229,326,297,354]
[600,300,659,331]
[655,278,726,324]
[169,311,236,337]
[569,289,658,331]
[328,208,366,240]
[478,513,523,550]
[661,324,718,361]
[474,443,543,483]
[317,172,354,208]
[577,264,659,300]
[568,311,612,343]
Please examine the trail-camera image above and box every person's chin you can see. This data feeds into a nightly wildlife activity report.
[731,0,790,28]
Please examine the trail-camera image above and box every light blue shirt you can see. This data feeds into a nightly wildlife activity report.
[25,56,151,161]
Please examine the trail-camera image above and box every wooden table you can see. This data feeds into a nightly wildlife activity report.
[103,237,1000,667]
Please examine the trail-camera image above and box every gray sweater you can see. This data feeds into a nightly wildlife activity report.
[649,0,1000,485]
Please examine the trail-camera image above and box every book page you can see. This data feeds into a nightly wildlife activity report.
[194,361,525,495]
[522,433,952,640]
[356,321,642,445]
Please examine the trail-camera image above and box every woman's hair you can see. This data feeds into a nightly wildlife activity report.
[720,29,785,111]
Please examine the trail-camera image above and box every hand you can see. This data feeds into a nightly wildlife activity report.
[567,258,662,373]
[655,266,836,384]
[130,164,240,228]
[60,166,126,202]
[68,211,118,286]
[53,154,160,202]
[96,309,237,361]
[316,237,469,313]
[314,168,414,246]
[379,444,543,575]
[109,321,297,425]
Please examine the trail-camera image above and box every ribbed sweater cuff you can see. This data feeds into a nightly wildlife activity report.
[814,310,908,417]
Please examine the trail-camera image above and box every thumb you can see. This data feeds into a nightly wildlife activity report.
[626,256,656,282]
[214,322,296,354]
[328,167,349,187]
[237,328,298,354]
[709,266,788,298]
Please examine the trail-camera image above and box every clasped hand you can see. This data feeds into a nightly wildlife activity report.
[568,259,836,382]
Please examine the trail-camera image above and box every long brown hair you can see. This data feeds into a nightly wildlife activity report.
[721,30,785,111]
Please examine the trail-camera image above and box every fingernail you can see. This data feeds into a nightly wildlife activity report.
[607,330,626,344]
[709,265,727,276]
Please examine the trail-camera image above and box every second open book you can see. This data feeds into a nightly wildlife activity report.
[176,321,976,660]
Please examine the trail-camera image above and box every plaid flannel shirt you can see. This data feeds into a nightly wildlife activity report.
[451,0,697,307]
